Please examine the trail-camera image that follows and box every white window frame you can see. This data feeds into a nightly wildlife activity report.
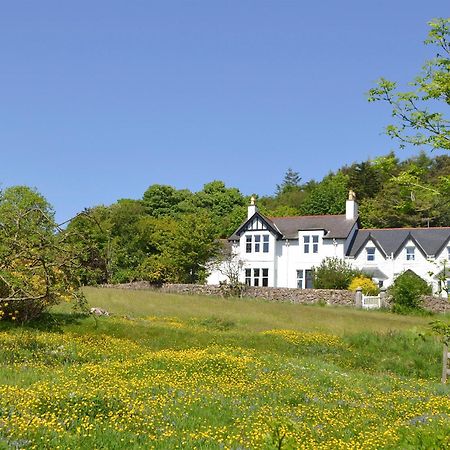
[406,246,415,261]
[366,247,375,262]
[245,268,269,287]
[296,269,304,288]
[254,235,261,253]
[312,235,319,253]
[263,235,269,253]
[304,236,310,253]
[245,236,252,253]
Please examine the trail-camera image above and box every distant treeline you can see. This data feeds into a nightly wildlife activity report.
[66,151,449,285]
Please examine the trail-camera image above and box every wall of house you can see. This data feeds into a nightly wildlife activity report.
[238,230,277,287]
[349,237,448,296]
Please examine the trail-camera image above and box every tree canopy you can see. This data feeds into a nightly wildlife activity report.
[368,18,450,151]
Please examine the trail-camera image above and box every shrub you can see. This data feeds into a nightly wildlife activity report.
[348,276,380,295]
[313,257,361,290]
[388,271,432,313]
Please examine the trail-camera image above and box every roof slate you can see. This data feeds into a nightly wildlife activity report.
[347,228,450,258]
[229,213,357,240]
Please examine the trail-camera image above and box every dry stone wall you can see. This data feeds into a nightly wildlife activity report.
[97,282,450,313]
[99,282,354,306]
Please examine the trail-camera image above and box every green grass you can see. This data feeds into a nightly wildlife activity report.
[80,286,439,335]
[0,288,448,449]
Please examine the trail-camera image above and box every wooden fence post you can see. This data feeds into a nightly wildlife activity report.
[442,344,449,384]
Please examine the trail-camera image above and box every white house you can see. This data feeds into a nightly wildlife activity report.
[207,193,450,296]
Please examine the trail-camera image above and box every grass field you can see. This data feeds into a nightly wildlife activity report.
[0,288,449,449]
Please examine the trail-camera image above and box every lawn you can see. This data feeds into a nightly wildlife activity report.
[0,288,448,449]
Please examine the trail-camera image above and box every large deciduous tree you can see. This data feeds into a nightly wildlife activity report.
[368,18,450,151]
[0,186,85,321]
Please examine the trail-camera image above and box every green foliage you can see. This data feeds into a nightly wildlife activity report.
[313,257,361,290]
[142,184,193,218]
[348,276,380,295]
[275,168,301,195]
[388,271,432,313]
[0,186,85,321]
[368,18,450,151]
[430,320,450,344]
[299,173,349,215]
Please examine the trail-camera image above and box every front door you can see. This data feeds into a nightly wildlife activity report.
[305,270,314,289]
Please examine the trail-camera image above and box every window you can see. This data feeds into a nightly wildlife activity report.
[296,270,304,288]
[253,268,260,286]
[245,269,251,286]
[254,235,260,252]
[245,268,269,286]
[305,269,314,289]
[378,280,384,288]
[245,234,269,253]
[366,247,375,262]
[406,246,415,261]
[262,268,269,287]
[312,235,319,253]
[263,235,269,253]
[304,236,310,253]
[246,236,252,253]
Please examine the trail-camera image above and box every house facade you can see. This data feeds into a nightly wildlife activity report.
[207,193,450,296]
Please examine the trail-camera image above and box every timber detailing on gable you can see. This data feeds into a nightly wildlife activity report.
[230,212,282,240]
[245,216,268,231]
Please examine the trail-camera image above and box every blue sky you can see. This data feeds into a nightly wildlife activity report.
[1,1,448,221]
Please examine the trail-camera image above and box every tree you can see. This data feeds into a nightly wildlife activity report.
[388,271,432,313]
[142,184,193,218]
[0,186,85,321]
[276,168,302,195]
[313,257,362,290]
[192,181,246,237]
[299,173,349,215]
[368,18,450,151]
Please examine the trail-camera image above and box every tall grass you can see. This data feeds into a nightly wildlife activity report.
[0,288,447,449]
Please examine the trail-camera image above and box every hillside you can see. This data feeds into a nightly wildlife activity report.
[0,289,449,449]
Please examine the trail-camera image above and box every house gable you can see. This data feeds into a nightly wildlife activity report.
[230,212,282,240]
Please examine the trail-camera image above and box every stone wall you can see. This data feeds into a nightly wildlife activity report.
[97,282,450,313]
[99,282,355,306]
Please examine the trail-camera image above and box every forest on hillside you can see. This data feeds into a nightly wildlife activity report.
[63,151,450,285]
[0,152,448,294]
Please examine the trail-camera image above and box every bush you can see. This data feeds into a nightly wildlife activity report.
[348,276,380,295]
[313,257,361,290]
[388,271,432,313]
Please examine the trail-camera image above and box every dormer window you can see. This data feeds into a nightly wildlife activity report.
[366,247,375,262]
[312,236,319,253]
[304,235,319,254]
[304,236,310,253]
[406,246,415,261]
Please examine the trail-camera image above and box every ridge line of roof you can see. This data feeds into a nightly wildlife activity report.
[359,227,450,231]
[268,214,348,219]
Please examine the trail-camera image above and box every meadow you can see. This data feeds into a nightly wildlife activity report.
[0,287,449,449]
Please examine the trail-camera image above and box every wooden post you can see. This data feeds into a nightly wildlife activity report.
[442,344,449,384]
[355,287,362,308]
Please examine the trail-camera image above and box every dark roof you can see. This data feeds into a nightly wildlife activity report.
[269,215,357,239]
[347,228,450,258]
[229,212,357,240]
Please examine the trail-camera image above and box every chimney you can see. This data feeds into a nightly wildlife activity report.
[248,196,258,219]
[346,190,358,220]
